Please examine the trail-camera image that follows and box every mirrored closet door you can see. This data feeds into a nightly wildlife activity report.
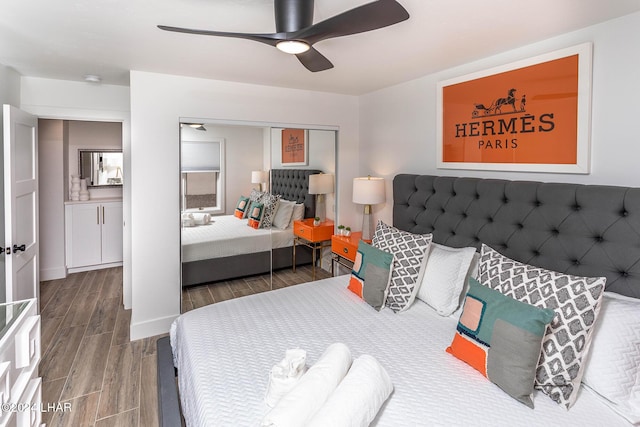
[180,121,336,313]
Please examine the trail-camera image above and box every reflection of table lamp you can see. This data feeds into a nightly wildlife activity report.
[108,166,123,184]
[309,173,334,222]
[251,170,269,191]
[353,176,385,241]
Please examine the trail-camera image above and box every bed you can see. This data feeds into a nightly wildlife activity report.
[181,169,320,286]
[161,174,640,426]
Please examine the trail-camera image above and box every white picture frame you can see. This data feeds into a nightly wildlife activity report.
[436,43,592,174]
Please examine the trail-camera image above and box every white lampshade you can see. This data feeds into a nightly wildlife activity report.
[251,170,269,184]
[353,177,385,205]
[353,176,385,241]
[309,174,334,195]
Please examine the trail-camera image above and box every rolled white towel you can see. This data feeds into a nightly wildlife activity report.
[181,213,195,227]
[265,349,308,408]
[192,212,211,225]
[307,355,393,427]
[262,343,352,427]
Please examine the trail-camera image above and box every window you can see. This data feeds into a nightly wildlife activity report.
[180,138,225,214]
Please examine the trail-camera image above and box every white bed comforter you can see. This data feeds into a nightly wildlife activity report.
[181,215,293,263]
[170,276,629,427]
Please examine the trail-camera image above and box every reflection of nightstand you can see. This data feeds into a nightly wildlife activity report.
[293,219,334,280]
[331,232,362,276]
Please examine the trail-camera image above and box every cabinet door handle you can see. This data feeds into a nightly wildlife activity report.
[102,206,105,224]
[97,206,100,224]
[13,244,26,253]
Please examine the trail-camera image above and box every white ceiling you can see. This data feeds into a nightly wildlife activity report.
[1,0,639,95]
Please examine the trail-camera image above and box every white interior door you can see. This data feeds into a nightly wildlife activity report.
[3,105,39,302]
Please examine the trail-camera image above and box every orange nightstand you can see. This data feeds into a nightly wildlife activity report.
[331,231,362,276]
[293,219,334,280]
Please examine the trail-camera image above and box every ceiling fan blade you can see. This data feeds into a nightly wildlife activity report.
[294,0,409,45]
[158,25,287,47]
[295,47,334,72]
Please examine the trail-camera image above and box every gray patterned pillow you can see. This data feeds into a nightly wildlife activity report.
[479,244,606,409]
[249,189,266,203]
[372,221,432,312]
[259,193,281,229]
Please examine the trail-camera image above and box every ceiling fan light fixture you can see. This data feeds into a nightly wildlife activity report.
[158,0,410,72]
[276,40,310,54]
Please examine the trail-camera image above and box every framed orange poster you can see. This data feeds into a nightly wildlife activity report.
[281,128,308,166]
[437,43,592,173]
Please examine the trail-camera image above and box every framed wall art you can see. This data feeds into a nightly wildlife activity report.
[281,128,308,166]
[437,43,592,174]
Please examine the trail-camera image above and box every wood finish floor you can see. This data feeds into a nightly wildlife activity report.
[39,264,330,427]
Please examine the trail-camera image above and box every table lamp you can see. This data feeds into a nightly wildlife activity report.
[251,170,269,192]
[353,176,385,241]
[309,173,334,222]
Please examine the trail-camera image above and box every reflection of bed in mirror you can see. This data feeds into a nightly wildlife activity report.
[181,169,321,287]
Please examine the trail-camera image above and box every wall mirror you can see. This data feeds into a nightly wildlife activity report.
[79,149,123,187]
[179,120,337,313]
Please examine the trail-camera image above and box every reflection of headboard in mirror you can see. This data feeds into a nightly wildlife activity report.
[271,169,321,219]
[79,149,124,187]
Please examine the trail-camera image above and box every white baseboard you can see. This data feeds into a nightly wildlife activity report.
[67,262,123,274]
[40,267,67,281]
[130,314,179,341]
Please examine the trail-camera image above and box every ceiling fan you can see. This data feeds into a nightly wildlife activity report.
[158,0,410,72]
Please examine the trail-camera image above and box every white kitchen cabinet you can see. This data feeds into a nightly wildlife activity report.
[64,200,123,272]
[0,299,41,427]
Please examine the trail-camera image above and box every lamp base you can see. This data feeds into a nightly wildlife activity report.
[361,204,374,241]
[315,194,326,222]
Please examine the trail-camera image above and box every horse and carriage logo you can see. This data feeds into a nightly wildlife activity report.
[472,88,527,118]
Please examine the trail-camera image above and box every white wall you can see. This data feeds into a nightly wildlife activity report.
[20,77,133,307]
[0,65,20,107]
[360,11,640,225]
[38,119,65,281]
[129,71,359,339]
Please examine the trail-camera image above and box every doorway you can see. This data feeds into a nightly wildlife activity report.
[38,119,124,283]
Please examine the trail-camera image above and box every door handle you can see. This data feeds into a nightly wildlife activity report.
[13,244,26,253]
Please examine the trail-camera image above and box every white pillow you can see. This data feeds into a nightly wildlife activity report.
[582,291,640,423]
[416,243,477,316]
[272,199,296,229]
[288,203,305,228]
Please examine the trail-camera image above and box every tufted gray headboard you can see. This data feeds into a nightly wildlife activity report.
[271,169,321,219]
[393,174,640,299]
